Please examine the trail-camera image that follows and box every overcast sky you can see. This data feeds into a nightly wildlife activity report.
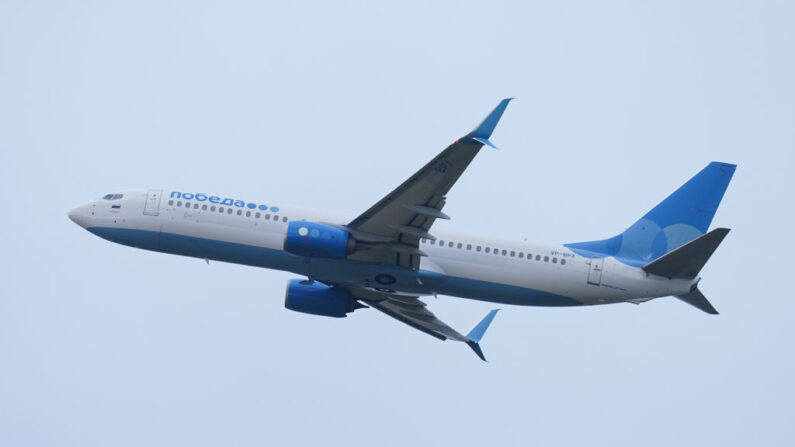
[1,1,793,445]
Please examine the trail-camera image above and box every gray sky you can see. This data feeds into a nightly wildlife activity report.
[1,1,793,445]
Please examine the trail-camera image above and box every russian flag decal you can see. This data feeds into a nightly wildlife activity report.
[111,205,121,209]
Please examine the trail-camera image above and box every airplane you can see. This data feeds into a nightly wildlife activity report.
[68,99,736,361]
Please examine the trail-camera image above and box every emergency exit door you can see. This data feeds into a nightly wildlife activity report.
[587,257,604,286]
[143,189,162,216]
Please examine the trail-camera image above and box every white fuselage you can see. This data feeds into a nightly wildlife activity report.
[68,189,696,307]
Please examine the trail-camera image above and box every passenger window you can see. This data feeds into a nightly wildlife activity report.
[494,249,499,255]
[544,256,549,262]
[466,244,472,250]
[177,201,182,207]
[202,204,207,210]
[237,210,242,215]
[266,214,271,220]
[211,206,216,212]
[273,215,279,220]
[219,207,224,213]
[439,240,444,246]
[518,252,524,259]
[168,200,174,206]
[448,241,454,247]
[457,243,462,249]
[476,246,482,252]
[246,211,251,217]
[430,240,435,245]
[501,250,507,256]
[255,212,261,218]
[485,247,490,253]
[283,217,288,222]
[536,255,541,261]
[561,259,567,265]
[552,257,558,264]
[228,208,233,214]
[194,203,199,209]
[510,251,515,257]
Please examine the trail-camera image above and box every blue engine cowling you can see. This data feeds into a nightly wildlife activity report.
[283,221,355,259]
[284,279,359,318]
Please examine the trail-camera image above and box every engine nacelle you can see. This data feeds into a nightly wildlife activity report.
[283,221,355,259]
[284,279,358,318]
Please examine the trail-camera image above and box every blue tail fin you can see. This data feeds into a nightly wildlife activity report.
[565,162,736,266]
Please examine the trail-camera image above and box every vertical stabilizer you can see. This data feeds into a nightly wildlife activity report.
[565,162,736,266]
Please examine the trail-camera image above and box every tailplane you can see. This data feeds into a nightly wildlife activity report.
[565,162,736,267]
[676,287,719,315]
[642,228,730,279]
[642,228,730,315]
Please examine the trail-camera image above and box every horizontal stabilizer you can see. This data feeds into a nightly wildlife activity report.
[676,288,719,315]
[642,228,730,279]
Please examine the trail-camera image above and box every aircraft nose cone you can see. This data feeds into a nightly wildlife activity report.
[68,206,88,228]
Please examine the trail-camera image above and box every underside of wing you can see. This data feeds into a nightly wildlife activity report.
[344,286,499,361]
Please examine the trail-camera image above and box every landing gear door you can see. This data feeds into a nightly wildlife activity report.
[143,189,163,216]
[587,257,604,286]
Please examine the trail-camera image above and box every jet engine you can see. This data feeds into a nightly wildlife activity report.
[283,221,355,259]
[284,279,363,318]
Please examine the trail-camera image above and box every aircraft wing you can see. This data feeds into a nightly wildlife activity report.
[346,99,512,269]
[344,286,499,361]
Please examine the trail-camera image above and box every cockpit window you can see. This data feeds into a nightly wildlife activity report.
[102,194,124,200]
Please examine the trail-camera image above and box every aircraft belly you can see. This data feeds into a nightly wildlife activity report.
[430,255,588,303]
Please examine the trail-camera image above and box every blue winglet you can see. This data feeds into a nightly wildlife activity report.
[467,309,500,342]
[465,98,513,148]
[466,309,500,362]
[472,137,498,149]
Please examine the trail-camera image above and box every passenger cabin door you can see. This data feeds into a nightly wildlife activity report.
[143,189,162,216]
[587,257,604,286]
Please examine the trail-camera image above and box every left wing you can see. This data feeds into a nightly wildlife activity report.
[344,286,499,361]
[346,99,513,269]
